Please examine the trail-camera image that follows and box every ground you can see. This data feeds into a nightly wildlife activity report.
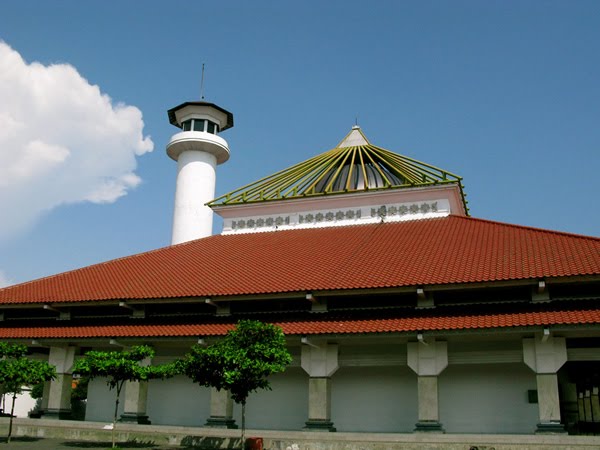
[0,437,183,449]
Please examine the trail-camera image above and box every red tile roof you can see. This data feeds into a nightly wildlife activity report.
[0,216,598,305]
[0,307,598,339]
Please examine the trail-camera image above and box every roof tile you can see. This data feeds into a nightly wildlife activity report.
[0,216,598,304]
[0,308,598,339]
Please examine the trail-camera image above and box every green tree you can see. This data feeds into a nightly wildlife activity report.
[72,345,175,448]
[179,320,292,448]
[0,342,56,443]
[30,376,89,420]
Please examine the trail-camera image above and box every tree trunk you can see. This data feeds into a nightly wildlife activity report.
[112,383,123,449]
[241,401,246,450]
[7,393,16,443]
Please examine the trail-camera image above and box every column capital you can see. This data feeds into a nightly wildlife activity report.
[48,346,76,373]
[301,342,339,377]
[407,339,448,376]
[523,336,566,374]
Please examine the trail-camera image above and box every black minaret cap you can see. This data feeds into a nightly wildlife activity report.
[167,101,234,130]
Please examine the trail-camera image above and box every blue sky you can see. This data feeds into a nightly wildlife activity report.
[0,1,598,286]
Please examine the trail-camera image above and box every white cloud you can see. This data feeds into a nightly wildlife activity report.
[0,42,153,241]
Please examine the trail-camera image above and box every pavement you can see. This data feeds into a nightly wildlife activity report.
[0,437,186,449]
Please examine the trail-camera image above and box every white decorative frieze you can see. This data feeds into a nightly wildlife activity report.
[231,215,290,231]
[370,201,438,219]
[222,199,450,234]
[299,209,362,225]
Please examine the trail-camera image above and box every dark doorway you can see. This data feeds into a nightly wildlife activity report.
[560,361,600,435]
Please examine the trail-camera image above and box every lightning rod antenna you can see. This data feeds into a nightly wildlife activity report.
[200,63,205,100]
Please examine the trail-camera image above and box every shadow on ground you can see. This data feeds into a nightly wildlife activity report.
[63,440,159,448]
[180,436,241,449]
[0,436,43,443]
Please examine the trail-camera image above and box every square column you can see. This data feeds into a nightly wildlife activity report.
[205,388,237,429]
[45,346,76,420]
[120,356,152,424]
[536,374,561,423]
[40,381,51,413]
[301,341,338,432]
[306,377,334,430]
[407,338,447,432]
[120,380,151,424]
[523,335,567,433]
[417,376,441,428]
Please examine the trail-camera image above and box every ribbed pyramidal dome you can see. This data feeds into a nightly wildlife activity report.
[209,126,467,210]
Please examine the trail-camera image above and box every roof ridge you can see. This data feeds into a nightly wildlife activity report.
[452,215,600,241]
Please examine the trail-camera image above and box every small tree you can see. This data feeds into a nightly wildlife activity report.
[72,345,175,448]
[179,320,292,447]
[0,342,56,443]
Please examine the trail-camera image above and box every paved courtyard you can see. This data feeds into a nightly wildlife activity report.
[0,437,183,449]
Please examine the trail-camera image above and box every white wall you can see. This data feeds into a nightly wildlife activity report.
[147,375,210,427]
[3,391,37,418]
[85,378,124,422]
[331,366,417,432]
[80,343,541,434]
[439,363,538,433]
[233,367,307,431]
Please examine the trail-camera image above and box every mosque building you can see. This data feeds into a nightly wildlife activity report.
[0,100,599,436]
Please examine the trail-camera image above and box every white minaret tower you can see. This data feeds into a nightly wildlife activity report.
[166,101,234,244]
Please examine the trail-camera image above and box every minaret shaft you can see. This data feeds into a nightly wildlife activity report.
[171,150,217,244]
[166,101,234,245]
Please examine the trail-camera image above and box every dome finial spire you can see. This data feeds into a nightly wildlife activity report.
[337,125,369,147]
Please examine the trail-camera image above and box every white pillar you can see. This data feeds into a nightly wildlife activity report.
[120,380,150,424]
[417,376,440,423]
[45,346,76,419]
[171,150,217,244]
[301,342,339,431]
[205,388,237,429]
[407,338,448,432]
[523,335,567,433]
[119,356,151,424]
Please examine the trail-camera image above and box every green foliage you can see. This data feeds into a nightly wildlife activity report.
[30,381,44,399]
[179,320,292,447]
[72,376,89,401]
[72,345,175,389]
[73,345,177,448]
[0,342,56,396]
[0,341,56,443]
[0,342,28,359]
[70,376,90,421]
[179,320,292,404]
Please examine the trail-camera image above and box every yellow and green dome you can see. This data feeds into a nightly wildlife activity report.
[209,126,467,213]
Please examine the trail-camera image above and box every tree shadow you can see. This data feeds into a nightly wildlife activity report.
[63,440,159,448]
[0,436,43,443]
[180,436,242,449]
